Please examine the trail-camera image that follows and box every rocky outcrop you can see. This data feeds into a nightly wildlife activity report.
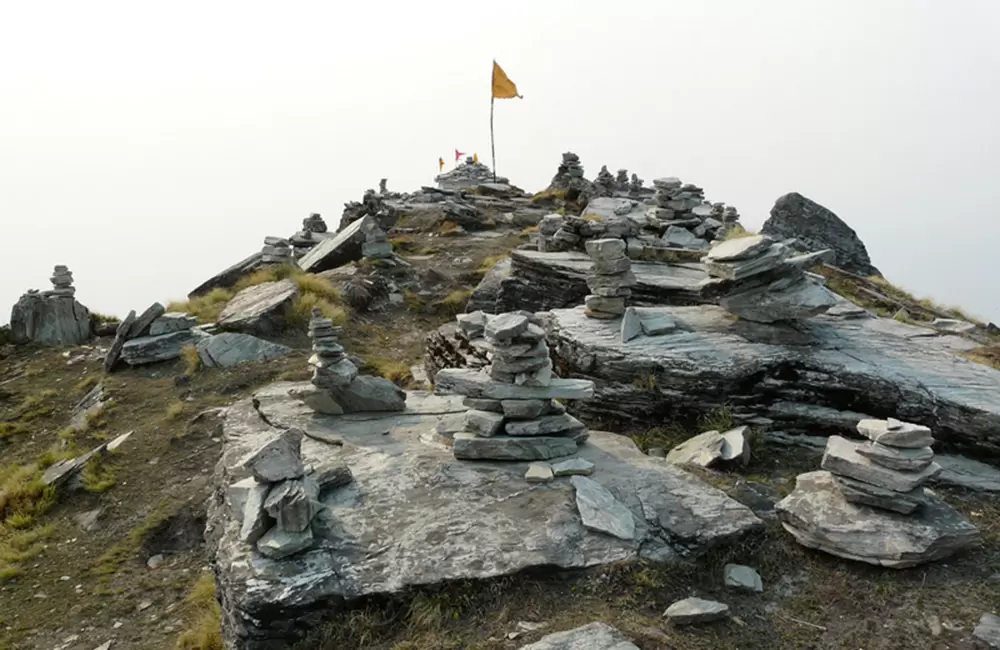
[466,258,511,314]
[209,386,761,648]
[762,192,880,277]
[545,305,1000,458]
[9,265,91,346]
[217,280,299,336]
[496,249,709,313]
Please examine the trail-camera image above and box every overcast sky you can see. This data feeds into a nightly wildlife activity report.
[2,0,998,324]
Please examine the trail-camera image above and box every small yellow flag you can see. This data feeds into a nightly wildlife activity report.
[492,61,521,99]
[438,157,445,172]
[473,153,479,164]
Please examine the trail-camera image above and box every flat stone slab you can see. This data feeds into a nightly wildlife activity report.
[436,368,594,400]
[120,329,210,366]
[821,435,941,492]
[934,455,1000,492]
[519,622,639,650]
[776,470,981,568]
[211,383,762,648]
[217,280,299,336]
[297,214,372,273]
[545,305,1000,457]
[663,597,730,624]
[197,332,293,369]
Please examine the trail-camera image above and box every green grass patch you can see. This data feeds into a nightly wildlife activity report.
[430,289,472,317]
[165,401,186,420]
[168,288,235,324]
[81,455,116,494]
[364,358,414,387]
[74,375,100,394]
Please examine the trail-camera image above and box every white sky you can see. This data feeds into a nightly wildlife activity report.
[2,0,998,323]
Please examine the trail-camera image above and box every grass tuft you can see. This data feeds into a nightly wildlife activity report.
[165,401,186,420]
[81,455,116,494]
[289,294,347,329]
[431,290,472,317]
[699,404,735,432]
[722,224,756,240]
[168,288,235,324]
[530,188,569,204]
[74,376,100,394]
[174,573,223,650]
[181,345,203,375]
[365,358,413,386]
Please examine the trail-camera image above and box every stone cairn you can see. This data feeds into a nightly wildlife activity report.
[378,178,388,194]
[629,173,644,196]
[649,177,740,250]
[48,265,75,297]
[615,169,630,194]
[821,419,941,515]
[361,222,393,260]
[699,234,837,323]
[297,308,406,414]
[551,152,586,190]
[584,239,636,319]
[289,214,328,257]
[435,156,507,191]
[536,213,637,253]
[234,427,354,560]
[261,236,293,264]
[593,165,616,197]
[444,312,594,462]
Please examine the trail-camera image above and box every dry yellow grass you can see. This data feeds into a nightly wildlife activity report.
[168,288,235,324]
[174,573,223,650]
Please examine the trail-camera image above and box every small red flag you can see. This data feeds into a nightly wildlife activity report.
[455,149,466,162]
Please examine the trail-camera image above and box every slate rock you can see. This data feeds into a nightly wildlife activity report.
[720,426,752,468]
[436,368,595,400]
[149,312,197,336]
[243,428,305,482]
[228,476,259,516]
[662,226,709,250]
[120,329,210,366]
[239,482,272,544]
[833,474,926,515]
[525,464,554,483]
[291,385,344,415]
[466,258,511,314]
[934,455,1000,492]
[720,276,838,323]
[463,397,503,413]
[197,333,293,369]
[857,418,934,449]
[724,564,763,592]
[584,238,627,260]
[776,470,980,568]
[104,310,136,372]
[571,475,635,540]
[505,413,584,437]
[637,310,675,336]
[620,307,641,342]
[502,399,549,420]
[663,597,730,624]
[821,435,940,492]
[973,613,1000,649]
[263,478,319,533]
[486,313,530,341]
[128,302,166,339]
[552,458,595,476]
[931,318,977,335]
[762,192,880,276]
[187,251,265,299]
[465,409,505,437]
[704,235,774,262]
[518,622,639,650]
[666,430,725,468]
[297,214,373,273]
[9,291,91,347]
[217,280,299,336]
[330,375,407,412]
[855,442,934,472]
[310,461,353,490]
[256,525,314,559]
[452,433,578,461]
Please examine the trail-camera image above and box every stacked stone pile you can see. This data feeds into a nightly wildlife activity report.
[361,221,393,259]
[699,234,838,323]
[539,151,594,201]
[435,156,508,191]
[584,239,635,319]
[295,308,406,414]
[593,165,616,197]
[339,188,401,231]
[9,265,92,347]
[647,177,739,250]
[233,427,354,559]
[535,213,637,253]
[261,237,293,264]
[629,173,645,197]
[289,214,330,257]
[437,312,596,461]
[615,169,630,193]
[776,417,981,568]
[106,302,208,370]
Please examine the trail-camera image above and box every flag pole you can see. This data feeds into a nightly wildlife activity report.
[490,60,497,183]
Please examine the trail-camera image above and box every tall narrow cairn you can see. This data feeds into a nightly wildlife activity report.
[261,237,293,264]
[615,169,630,194]
[48,265,76,296]
[593,165,616,197]
[584,239,635,319]
[699,234,838,323]
[436,312,596,462]
[9,265,91,346]
[296,308,406,414]
[776,418,980,568]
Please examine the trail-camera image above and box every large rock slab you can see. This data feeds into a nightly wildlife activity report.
[762,192,880,276]
[120,329,210,366]
[196,332,293,369]
[9,293,91,346]
[519,622,639,650]
[775,470,980,568]
[297,215,372,273]
[188,251,265,299]
[210,383,762,648]
[497,249,709,313]
[545,305,1000,458]
[217,280,299,336]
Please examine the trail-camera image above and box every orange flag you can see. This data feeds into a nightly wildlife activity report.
[438,157,445,172]
[492,61,521,99]
[473,153,479,164]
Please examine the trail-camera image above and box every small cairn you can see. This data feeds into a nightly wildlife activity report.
[615,169,630,194]
[444,312,595,462]
[261,237,293,264]
[593,165,616,197]
[553,152,585,186]
[308,311,355,390]
[234,427,354,559]
[378,178,388,194]
[361,222,393,260]
[699,234,837,323]
[47,265,76,297]
[584,239,636,319]
[629,173,644,196]
[535,213,636,254]
[303,213,328,234]
[289,214,328,257]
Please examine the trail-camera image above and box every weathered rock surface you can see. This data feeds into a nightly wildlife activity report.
[974,613,1000,649]
[519,622,639,650]
[762,192,880,276]
[776,471,980,568]
[10,292,91,346]
[128,302,166,338]
[497,249,709,313]
[666,430,726,468]
[545,305,1000,457]
[297,215,373,273]
[217,280,299,335]
[466,258,511,314]
[210,385,761,647]
[724,564,763,592]
[571,475,636,540]
[103,310,136,372]
[196,332,293,369]
[120,329,210,366]
[149,312,198,336]
[933,455,1000,492]
[663,597,730,624]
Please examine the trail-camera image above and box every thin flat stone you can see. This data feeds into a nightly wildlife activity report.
[704,243,789,281]
[663,597,730,624]
[571,476,635,540]
[857,418,935,449]
[584,238,627,260]
[973,613,1000,649]
[243,428,305,482]
[620,307,641,343]
[856,442,934,472]
[518,622,640,650]
[435,368,594,400]
[720,426,751,468]
[724,564,763,592]
[525,463,554,483]
[311,461,353,490]
[465,409,505,437]
[501,399,549,420]
[256,525,314,560]
[666,430,725,468]
[239,482,272,545]
[263,478,318,533]
[452,433,578,461]
[485,313,529,341]
[505,413,585,436]
[463,397,503,413]
[821,436,941,492]
[703,235,774,262]
[638,311,675,336]
[834,475,926,515]
[552,458,595,476]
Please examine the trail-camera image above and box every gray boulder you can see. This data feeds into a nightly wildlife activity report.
[776,470,980,568]
[128,302,166,338]
[217,280,299,335]
[196,332,293,369]
[724,564,763,592]
[149,312,197,335]
[10,292,90,346]
[762,192,880,276]
[120,329,210,366]
[518,622,639,650]
[210,385,762,647]
[329,375,406,412]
